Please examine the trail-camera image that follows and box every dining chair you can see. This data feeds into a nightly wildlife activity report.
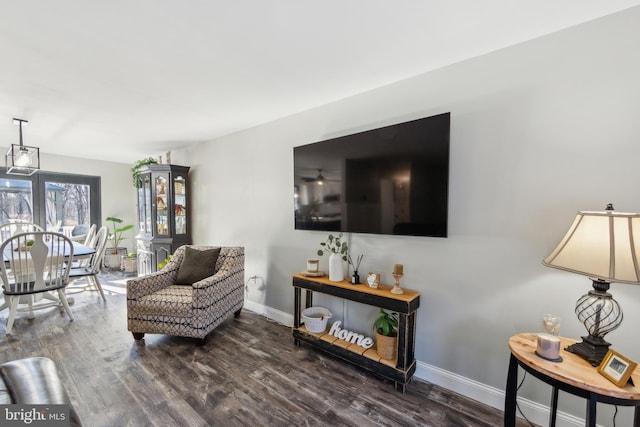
[0,223,47,314]
[83,224,97,246]
[0,232,74,335]
[46,220,62,233]
[68,226,108,301]
[0,222,44,243]
[71,224,97,268]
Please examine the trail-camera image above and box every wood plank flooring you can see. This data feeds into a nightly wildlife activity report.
[0,272,534,426]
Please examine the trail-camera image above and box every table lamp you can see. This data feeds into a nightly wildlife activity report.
[543,204,640,366]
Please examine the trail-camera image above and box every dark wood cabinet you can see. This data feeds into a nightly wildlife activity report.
[292,274,420,392]
[135,164,191,275]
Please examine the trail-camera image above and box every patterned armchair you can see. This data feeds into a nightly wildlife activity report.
[126,246,244,342]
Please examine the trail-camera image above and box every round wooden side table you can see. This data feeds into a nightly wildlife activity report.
[505,333,640,427]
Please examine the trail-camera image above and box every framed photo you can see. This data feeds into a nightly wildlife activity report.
[367,272,380,289]
[597,349,637,387]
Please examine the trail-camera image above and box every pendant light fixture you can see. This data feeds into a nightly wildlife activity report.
[6,118,40,176]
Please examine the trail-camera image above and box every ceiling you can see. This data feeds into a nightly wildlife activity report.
[1,1,639,165]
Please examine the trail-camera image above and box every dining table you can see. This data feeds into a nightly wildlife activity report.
[2,240,96,265]
[0,240,97,310]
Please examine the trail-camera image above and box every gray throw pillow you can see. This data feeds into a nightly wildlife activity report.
[175,247,221,285]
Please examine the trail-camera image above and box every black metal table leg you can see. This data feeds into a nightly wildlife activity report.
[586,394,597,427]
[504,353,518,426]
[549,387,559,427]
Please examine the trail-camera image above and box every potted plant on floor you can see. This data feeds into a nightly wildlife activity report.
[122,252,137,274]
[104,216,134,269]
[373,308,398,360]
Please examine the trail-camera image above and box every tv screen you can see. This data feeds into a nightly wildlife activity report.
[294,112,450,237]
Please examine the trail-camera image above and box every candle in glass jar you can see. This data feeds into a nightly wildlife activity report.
[307,258,319,273]
[536,333,561,360]
[393,264,403,275]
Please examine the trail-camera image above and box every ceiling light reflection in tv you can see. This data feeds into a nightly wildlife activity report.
[294,112,450,237]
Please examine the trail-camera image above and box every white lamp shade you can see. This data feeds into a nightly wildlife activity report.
[543,210,640,284]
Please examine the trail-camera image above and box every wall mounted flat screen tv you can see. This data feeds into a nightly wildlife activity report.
[294,112,450,237]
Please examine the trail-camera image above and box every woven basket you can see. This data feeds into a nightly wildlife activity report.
[375,331,397,360]
[302,306,332,333]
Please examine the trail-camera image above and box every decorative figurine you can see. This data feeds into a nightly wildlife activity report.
[391,263,404,294]
[367,272,380,289]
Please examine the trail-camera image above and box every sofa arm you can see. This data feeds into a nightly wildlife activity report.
[0,357,82,426]
[126,269,178,299]
[0,357,68,404]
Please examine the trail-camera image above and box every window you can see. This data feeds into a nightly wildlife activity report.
[0,171,101,234]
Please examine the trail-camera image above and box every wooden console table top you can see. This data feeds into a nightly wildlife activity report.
[292,273,420,303]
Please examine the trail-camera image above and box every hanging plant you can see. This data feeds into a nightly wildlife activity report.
[131,157,158,188]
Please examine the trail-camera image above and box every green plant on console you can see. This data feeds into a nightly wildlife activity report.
[131,157,158,189]
[105,216,134,250]
[317,233,349,261]
[373,308,398,337]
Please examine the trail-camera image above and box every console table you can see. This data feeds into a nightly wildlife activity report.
[292,273,420,392]
[505,333,640,427]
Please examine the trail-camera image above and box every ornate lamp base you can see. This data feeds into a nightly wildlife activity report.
[565,335,611,367]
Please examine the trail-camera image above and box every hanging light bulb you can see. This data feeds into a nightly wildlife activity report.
[6,118,40,176]
[14,147,32,167]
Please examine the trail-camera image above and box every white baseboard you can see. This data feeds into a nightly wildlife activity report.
[415,360,586,427]
[243,300,587,427]
[243,299,294,326]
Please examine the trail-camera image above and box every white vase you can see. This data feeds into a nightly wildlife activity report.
[329,253,344,282]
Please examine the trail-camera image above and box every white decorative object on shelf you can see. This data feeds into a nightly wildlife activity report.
[302,306,332,333]
[329,253,344,282]
[367,272,380,288]
[328,321,374,349]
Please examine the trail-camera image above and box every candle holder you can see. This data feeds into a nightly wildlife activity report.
[391,273,404,294]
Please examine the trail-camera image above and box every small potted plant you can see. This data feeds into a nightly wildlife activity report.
[317,233,349,282]
[122,252,137,274]
[104,216,134,269]
[373,308,398,360]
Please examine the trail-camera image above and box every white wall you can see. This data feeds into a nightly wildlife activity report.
[0,150,138,252]
[184,7,640,425]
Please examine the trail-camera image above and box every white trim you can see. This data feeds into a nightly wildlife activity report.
[242,301,591,426]
[243,299,294,327]
[414,361,587,427]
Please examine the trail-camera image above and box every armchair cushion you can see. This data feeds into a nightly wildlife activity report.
[175,246,220,285]
[134,285,193,316]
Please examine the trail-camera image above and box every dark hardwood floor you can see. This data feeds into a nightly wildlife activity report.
[0,272,534,427]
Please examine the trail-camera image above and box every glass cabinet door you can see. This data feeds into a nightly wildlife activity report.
[137,174,152,234]
[155,174,169,236]
[174,175,187,235]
